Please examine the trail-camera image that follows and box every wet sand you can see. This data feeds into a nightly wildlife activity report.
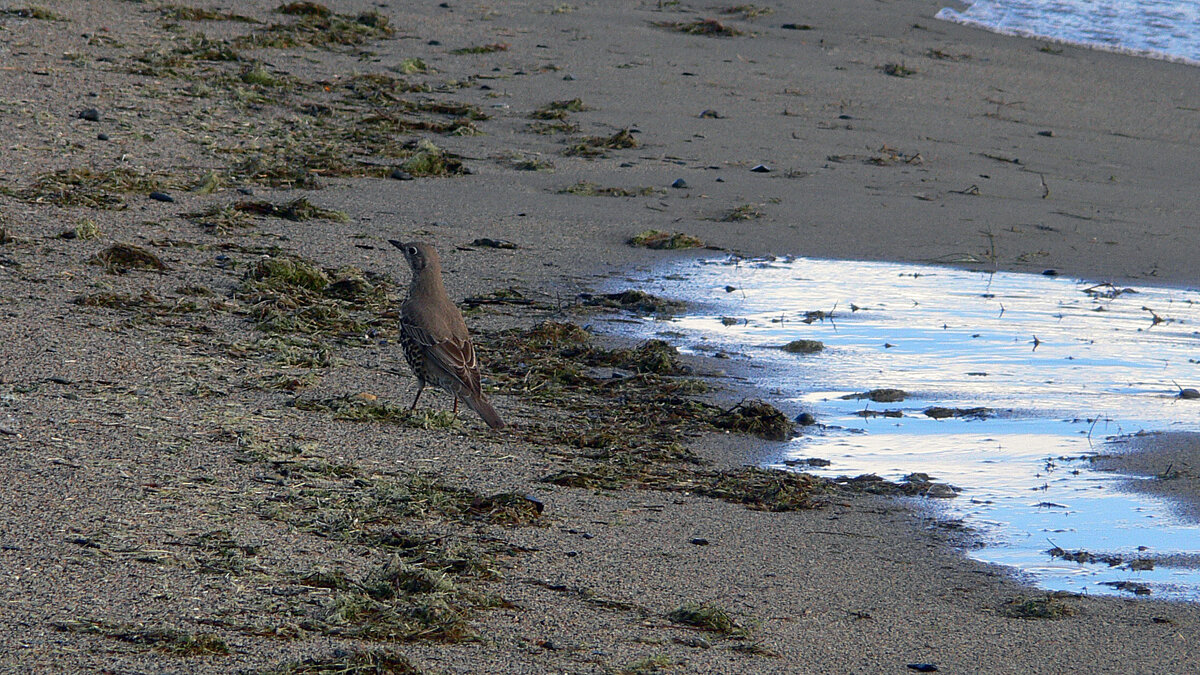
[1097,432,1200,522]
[2,0,1199,672]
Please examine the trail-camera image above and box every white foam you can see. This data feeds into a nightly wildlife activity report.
[936,0,1200,68]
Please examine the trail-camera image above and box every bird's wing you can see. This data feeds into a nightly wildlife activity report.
[402,321,482,395]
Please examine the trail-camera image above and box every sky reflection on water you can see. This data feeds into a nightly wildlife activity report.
[604,257,1200,599]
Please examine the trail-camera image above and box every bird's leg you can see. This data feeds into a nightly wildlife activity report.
[409,382,425,411]
[452,397,459,414]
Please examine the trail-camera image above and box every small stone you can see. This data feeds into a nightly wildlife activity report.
[689,537,709,546]
[96,133,109,141]
[562,74,576,81]
[838,114,853,120]
[47,377,72,385]
[0,424,17,436]
[670,178,689,189]
[237,187,254,195]
[715,177,725,182]
[750,164,772,173]
[698,109,723,119]
[724,285,737,292]
[565,550,578,557]
[1037,130,1055,137]
[907,665,939,673]
[581,532,594,539]
[148,191,174,203]
[782,23,813,30]
[390,169,414,180]
[427,39,441,45]
[78,108,101,122]
[1041,269,1058,276]
[470,238,517,249]
[796,412,817,426]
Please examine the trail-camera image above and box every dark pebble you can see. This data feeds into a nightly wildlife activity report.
[689,537,710,546]
[750,164,772,173]
[796,412,817,426]
[0,425,17,436]
[1037,130,1055,137]
[470,238,517,249]
[724,285,737,292]
[581,533,594,539]
[671,178,688,189]
[907,665,938,672]
[838,114,854,120]
[782,23,813,30]
[698,109,723,119]
[47,376,73,385]
[479,84,492,90]
[715,177,725,182]
[565,551,578,557]
[619,162,634,168]
[149,191,174,203]
[562,74,576,81]
[78,108,101,121]
[390,169,415,180]
[96,133,109,141]
[1041,269,1058,276]
[427,39,441,45]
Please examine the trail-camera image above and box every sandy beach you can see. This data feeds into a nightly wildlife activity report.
[1,0,1199,672]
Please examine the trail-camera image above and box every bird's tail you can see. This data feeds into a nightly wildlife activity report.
[463,393,506,430]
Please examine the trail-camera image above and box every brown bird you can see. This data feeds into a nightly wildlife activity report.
[389,240,505,429]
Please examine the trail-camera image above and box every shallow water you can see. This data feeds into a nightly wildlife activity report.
[603,257,1200,600]
[937,0,1200,66]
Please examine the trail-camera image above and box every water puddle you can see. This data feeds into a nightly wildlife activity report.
[602,256,1200,600]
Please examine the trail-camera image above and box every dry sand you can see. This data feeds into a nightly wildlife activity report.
[1,0,1199,673]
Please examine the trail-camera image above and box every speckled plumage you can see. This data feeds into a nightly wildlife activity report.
[390,240,505,430]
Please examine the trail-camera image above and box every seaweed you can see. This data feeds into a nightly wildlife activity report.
[53,620,229,655]
[628,230,705,250]
[564,129,638,157]
[654,19,744,37]
[92,243,169,274]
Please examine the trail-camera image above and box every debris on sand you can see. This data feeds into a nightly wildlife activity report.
[712,400,795,441]
[654,19,745,37]
[92,243,168,274]
[581,290,685,315]
[628,229,705,250]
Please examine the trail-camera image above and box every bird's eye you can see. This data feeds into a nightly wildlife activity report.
[407,246,418,256]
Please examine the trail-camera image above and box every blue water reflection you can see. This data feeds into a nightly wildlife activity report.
[605,257,1200,599]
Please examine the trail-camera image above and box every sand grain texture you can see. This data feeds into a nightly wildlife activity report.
[1,0,1198,672]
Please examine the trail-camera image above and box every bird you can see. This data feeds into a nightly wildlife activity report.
[389,240,506,430]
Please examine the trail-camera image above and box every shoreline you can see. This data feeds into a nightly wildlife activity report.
[2,1,1199,672]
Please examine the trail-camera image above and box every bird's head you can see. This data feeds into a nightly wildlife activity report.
[389,240,438,273]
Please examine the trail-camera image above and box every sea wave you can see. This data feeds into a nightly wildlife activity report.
[936,0,1200,67]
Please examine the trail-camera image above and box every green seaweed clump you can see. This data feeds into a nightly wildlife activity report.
[712,401,794,441]
[781,339,824,354]
[92,243,169,274]
[628,230,705,250]
[583,290,685,315]
[234,197,349,222]
[666,603,748,636]
[655,19,744,37]
[1001,594,1077,620]
[267,649,421,674]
